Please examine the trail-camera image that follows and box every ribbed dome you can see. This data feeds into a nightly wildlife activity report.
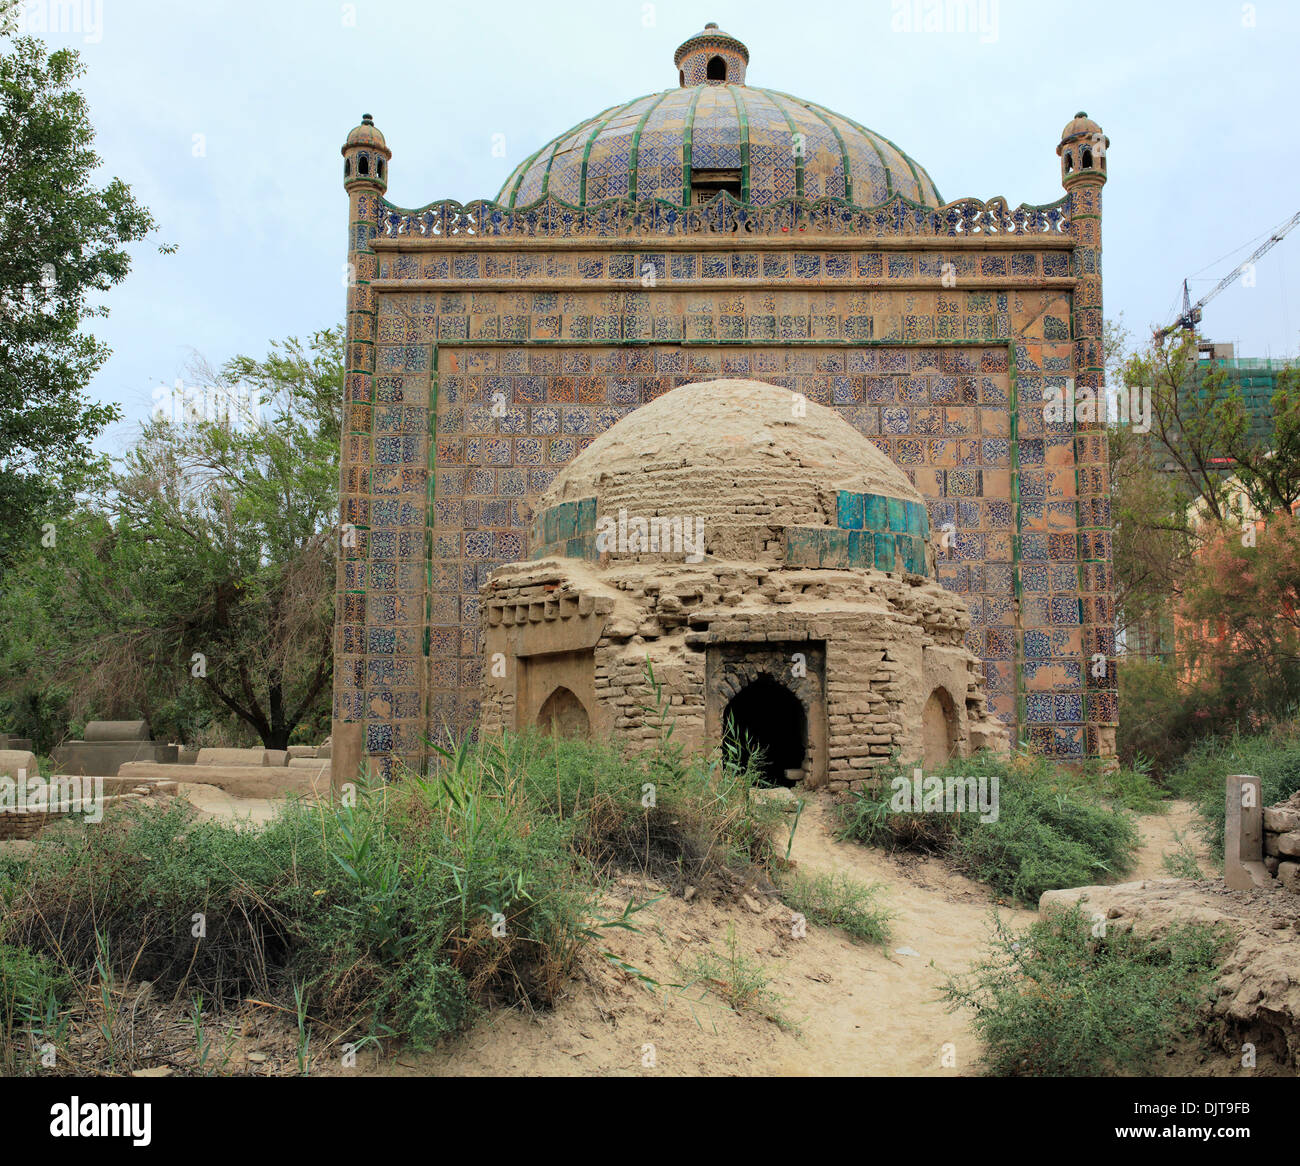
[344,114,387,151]
[538,379,922,531]
[497,84,942,209]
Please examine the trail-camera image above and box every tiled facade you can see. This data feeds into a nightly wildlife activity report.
[331,30,1114,785]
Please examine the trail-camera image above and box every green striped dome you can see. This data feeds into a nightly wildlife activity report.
[497,85,943,210]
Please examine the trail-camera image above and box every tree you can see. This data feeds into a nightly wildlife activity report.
[1179,515,1300,731]
[1219,367,1300,516]
[1107,321,1198,654]
[0,31,156,571]
[1125,332,1240,522]
[0,329,343,750]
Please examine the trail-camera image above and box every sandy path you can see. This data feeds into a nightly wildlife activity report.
[1129,799,1211,880]
[177,787,1207,1077]
[345,792,1041,1077]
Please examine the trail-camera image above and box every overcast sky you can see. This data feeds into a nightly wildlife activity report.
[19,0,1300,452]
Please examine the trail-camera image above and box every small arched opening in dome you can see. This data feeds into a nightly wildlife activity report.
[706,55,727,81]
[538,686,590,739]
[377,158,385,179]
[724,676,806,786]
[1063,150,1074,175]
[922,687,959,772]
[358,154,369,176]
[679,69,685,86]
[1081,147,1093,170]
[343,158,351,178]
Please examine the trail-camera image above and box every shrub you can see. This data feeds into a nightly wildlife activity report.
[778,871,893,946]
[1117,658,1203,775]
[0,943,68,1075]
[838,750,1141,906]
[0,787,580,1050]
[943,903,1231,1076]
[689,924,791,1028]
[1168,728,1300,861]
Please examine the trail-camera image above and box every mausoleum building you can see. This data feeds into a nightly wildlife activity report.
[331,23,1115,785]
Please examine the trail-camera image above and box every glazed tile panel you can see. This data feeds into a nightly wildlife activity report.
[407,336,1027,747]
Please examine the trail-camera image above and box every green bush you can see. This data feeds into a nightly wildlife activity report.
[0,942,67,1075]
[0,943,67,1029]
[779,871,893,946]
[838,750,1142,906]
[943,903,1231,1076]
[1117,658,1203,775]
[1168,729,1300,861]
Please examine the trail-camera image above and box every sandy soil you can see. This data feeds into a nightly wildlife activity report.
[1130,798,1210,880]
[330,796,1217,1078]
[337,794,1054,1077]
[10,787,1215,1077]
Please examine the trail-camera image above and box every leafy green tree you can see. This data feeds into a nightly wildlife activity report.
[0,31,156,570]
[1125,332,1240,523]
[1219,368,1300,515]
[0,329,343,750]
[1107,322,1197,655]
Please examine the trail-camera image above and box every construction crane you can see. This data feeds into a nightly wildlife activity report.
[1156,209,1300,342]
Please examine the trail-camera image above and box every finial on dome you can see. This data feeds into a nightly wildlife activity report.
[675,23,749,86]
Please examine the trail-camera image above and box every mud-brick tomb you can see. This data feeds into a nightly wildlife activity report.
[479,379,1006,790]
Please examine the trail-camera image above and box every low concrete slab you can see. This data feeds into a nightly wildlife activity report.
[195,747,271,767]
[287,757,330,771]
[0,750,39,781]
[84,720,149,741]
[53,721,175,776]
[117,761,327,799]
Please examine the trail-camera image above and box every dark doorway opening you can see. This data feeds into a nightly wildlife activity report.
[724,676,806,785]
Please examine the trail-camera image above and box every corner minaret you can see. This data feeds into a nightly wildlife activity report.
[342,113,391,194]
[332,114,391,793]
[1058,112,1116,760]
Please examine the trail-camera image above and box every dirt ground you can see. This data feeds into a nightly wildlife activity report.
[10,790,1227,1077]
[320,795,1211,1078]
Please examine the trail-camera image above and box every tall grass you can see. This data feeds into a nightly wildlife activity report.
[943,903,1231,1076]
[1169,728,1300,861]
[0,682,780,1071]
